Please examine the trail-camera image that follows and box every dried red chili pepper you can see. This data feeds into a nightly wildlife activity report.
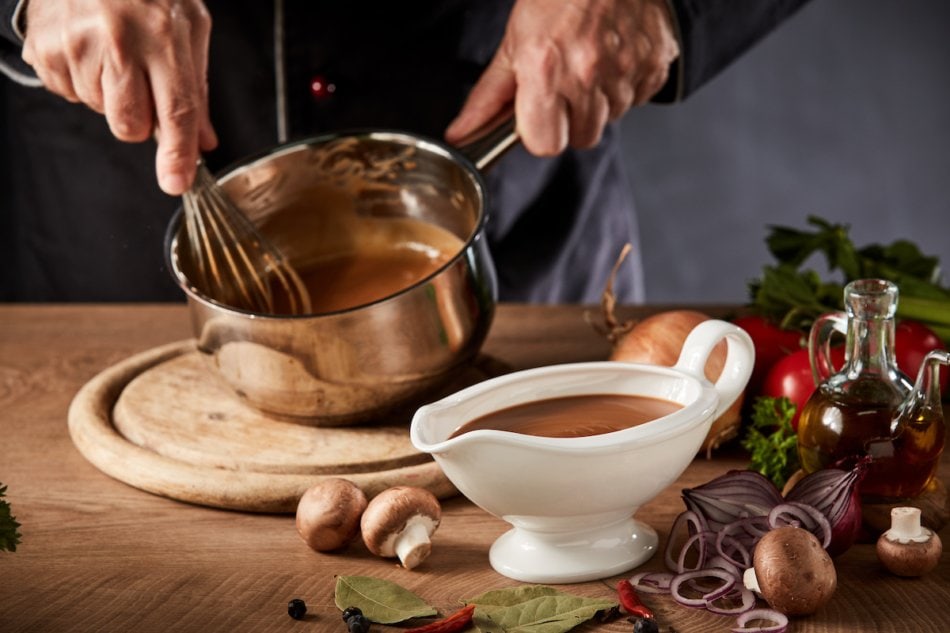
[405,603,476,633]
[617,579,654,620]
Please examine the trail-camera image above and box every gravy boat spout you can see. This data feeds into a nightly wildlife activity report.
[410,319,755,583]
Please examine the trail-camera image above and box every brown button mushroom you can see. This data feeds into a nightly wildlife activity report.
[361,486,442,570]
[295,478,368,552]
[742,526,837,616]
[876,506,943,577]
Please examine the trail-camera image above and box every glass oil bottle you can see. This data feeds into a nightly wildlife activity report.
[796,279,946,500]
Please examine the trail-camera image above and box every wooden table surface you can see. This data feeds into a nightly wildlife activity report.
[0,303,947,633]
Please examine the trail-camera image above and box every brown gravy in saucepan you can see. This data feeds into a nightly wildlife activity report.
[449,394,683,439]
[288,246,453,314]
[270,215,465,315]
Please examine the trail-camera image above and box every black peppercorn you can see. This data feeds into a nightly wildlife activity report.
[342,606,370,633]
[632,616,659,633]
[287,598,307,620]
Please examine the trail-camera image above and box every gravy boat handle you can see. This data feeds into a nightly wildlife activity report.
[673,320,755,420]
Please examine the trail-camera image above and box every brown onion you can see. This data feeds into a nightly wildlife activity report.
[592,247,744,455]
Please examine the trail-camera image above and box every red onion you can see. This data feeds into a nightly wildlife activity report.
[649,464,864,629]
[682,470,784,532]
[732,608,789,633]
[785,459,869,556]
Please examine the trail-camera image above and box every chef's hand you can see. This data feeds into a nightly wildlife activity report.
[445,0,679,155]
[21,0,217,195]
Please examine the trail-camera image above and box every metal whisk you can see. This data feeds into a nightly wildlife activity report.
[181,159,312,315]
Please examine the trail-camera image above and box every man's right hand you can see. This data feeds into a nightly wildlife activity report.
[21,0,218,195]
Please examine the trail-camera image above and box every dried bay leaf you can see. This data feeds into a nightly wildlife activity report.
[334,575,438,624]
[467,585,618,633]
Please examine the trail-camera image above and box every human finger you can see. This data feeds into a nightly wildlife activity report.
[65,43,105,113]
[445,56,517,146]
[150,37,202,195]
[513,45,569,156]
[566,88,609,148]
[102,59,154,143]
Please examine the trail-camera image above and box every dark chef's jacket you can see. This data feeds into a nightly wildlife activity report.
[0,1,809,303]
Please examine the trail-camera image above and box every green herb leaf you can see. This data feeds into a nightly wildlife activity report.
[0,483,22,553]
[334,576,437,624]
[741,397,801,489]
[749,215,950,343]
[467,585,617,633]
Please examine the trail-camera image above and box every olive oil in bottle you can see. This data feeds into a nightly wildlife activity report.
[797,279,945,500]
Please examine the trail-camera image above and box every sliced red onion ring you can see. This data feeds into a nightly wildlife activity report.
[677,531,714,574]
[732,607,789,632]
[706,555,743,580]
[629,571,673,594]
[664,510,706,572]
[669,569,737,608]
[768,502,832,548]
[715,531,751,570]
[706,585,756,616]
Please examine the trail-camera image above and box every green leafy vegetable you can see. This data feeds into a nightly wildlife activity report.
[1,483,21,552]
[467,585,618,633]
[741,397,800,489]
[748,215,950,342]
[334,575,437,624]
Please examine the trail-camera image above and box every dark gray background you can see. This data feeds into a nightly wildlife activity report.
[620,0,950,303]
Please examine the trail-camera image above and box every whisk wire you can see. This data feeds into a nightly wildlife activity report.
[181,160,311,315]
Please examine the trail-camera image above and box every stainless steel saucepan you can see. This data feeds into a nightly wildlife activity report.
[165,119,518,423]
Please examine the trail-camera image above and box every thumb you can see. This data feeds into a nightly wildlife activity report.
[445,56,517,145]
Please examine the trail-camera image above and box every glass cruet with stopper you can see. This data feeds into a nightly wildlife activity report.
[797,278,947,500]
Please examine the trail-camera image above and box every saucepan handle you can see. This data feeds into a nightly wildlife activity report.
[455,107,520,172]
[673,320,755,421]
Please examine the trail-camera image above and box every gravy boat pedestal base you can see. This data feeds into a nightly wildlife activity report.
[490,513,658,584]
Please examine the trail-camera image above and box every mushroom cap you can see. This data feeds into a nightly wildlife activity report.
[360,486,442,557]
[295,478,368,552]
[752,526,837,616]
[876,530,943,577]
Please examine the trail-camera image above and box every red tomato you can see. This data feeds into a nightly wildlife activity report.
[762,346,845,430]
[895,320,949,393]
[733,315,804,396]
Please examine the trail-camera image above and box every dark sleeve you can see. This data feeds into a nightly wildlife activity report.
[654,0,812,102]
[0,0,41,86]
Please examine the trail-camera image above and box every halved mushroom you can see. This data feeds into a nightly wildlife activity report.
[361,486,442,569]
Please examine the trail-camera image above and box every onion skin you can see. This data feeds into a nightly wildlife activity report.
[609,310,745,455]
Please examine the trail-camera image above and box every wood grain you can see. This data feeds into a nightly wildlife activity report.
[0,304,947,633]
[67,340,458,511]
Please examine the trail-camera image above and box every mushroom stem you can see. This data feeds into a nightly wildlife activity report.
[884,507,931,544]
[742,567,761,594]
[395,518,434,570]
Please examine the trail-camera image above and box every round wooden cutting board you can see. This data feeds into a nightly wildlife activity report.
[68,340,497,513]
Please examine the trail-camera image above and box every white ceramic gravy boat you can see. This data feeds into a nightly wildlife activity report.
[410,319,754,583]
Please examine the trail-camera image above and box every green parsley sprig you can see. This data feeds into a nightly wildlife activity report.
[742,397,800,490]
[1,483,22,552]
